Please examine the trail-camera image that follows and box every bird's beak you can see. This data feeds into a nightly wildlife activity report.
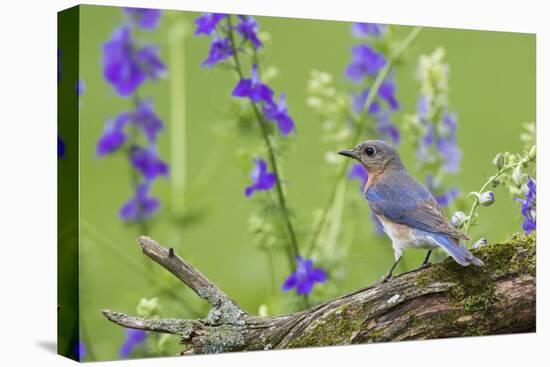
[338,149,356,159]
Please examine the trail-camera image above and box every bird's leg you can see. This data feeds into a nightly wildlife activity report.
[382,256,402,282]
[420,250,432,269]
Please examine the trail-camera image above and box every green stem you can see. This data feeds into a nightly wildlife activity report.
[307,26,423,257]
[168,20,188,216]
[464,163,518,237]
[226,16,300,268]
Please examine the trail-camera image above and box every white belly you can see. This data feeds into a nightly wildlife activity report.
[376,215,438,260]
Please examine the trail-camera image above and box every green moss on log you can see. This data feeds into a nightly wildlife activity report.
[415,231,535,316]
[285,304,367,348]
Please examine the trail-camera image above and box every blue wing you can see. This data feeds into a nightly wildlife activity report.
[366,178,468,240]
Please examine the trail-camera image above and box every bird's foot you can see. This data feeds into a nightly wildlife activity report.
[381,273,393,283]
[420,261,431,269]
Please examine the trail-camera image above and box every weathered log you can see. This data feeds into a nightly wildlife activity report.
[103,232,535,355]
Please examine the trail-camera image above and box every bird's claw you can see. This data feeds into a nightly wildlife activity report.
[420,261,431,269]
[381,274,392,283]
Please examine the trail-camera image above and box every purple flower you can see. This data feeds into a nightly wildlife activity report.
[442,112,457,132]
[376,112,400,144]
[134,45,166,81]
[263,93,295,135]
[195,13,227,36]
[119,329,147,358]
[346,45,387,83]
[437,137,461,173]
[235,15,262,49]
[425,176,459,207]
[417,95,430,120]
[232,64,274,103]
[515,177,536,234]
[351,88,381,115]
[124,7,161,30]
[202,36,233,68]
[96,113,131,156]
[120,182,160,221]
[103,27,165,96]
[378,76,399,111]
[434,188,459,207]
[129,146,169,180]
[348,163,369,191]
[245,159,277,197]
[282,256,327,295]
[351,23,386,38]
[58,135,65,158]
[76,79,85,96]
[132,99,164,142]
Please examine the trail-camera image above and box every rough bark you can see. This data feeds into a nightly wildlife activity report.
[103,232,535,355]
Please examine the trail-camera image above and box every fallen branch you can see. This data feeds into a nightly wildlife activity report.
[103,232,535,355]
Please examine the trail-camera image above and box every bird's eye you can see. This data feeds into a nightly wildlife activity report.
[365,146,376,156]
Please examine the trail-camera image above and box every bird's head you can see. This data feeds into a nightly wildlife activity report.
[338,140,404,173]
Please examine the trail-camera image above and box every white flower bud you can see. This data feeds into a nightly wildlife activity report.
[471,238,488,249]
[451,211,467,228]
[492,153,504,170]
[479,191,495,206]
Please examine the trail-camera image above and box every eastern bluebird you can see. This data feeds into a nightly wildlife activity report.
[339,140,483,281]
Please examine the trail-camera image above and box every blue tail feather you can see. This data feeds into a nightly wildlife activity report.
[428,233,484,267]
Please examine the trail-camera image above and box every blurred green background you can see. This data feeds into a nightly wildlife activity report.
[72,5,534,361]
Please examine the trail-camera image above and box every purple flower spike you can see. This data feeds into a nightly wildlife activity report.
[263,93,295,135]
[351,23,386,38]
[195,13,227,36]
[515,177,536,234]
[120,182,160,222]
[96,113,130,156]
[58,135,65,158]
[124,8,162,30]
[345,45,387,83]
[130,146,169,180]
[119,329,147,358]
[232,64,274,104]
[348,163,369,191]
[244,159,277,197]
[235,15,262,49]
[202,36,234,68]
[282,256,327,295]
[132,99,164,142]
[378,76,399,111]
[103,27,165,96]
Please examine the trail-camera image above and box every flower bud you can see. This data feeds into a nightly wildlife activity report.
[492,153,504,170]
[451,211,467,228]
[479,191,495,206]
[471,238,487,249]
